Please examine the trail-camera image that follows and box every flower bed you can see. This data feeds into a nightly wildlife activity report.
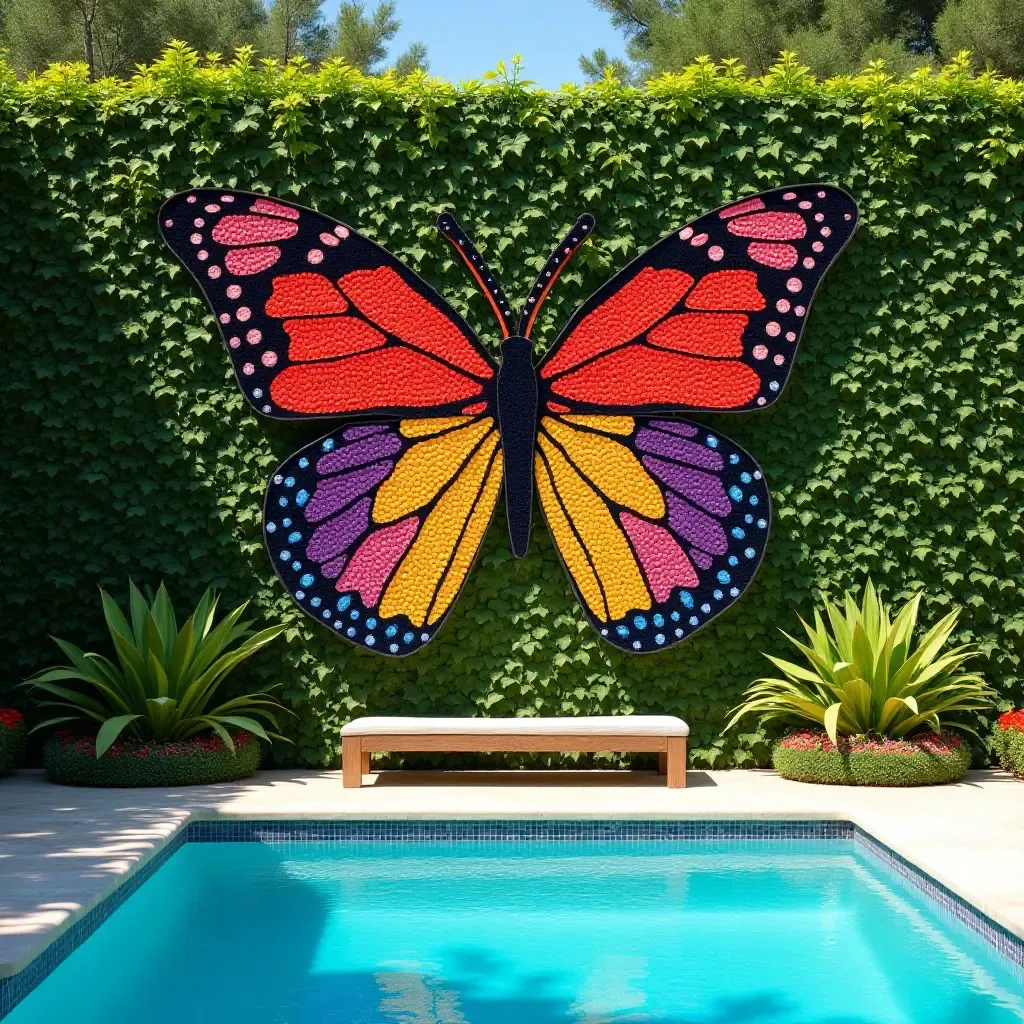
[994,710,1024,779]
[0,708,25,776]
[773,730,971,786]
[43,731,260,787]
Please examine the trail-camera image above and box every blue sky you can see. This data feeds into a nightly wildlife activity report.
[320,0,629,89]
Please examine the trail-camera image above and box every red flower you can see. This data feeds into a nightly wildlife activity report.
[0,708,24,730]
[998,709,1024,734]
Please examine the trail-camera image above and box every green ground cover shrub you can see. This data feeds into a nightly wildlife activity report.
[0,709,25,775]
[43,730,261,786]
[994,710,1024,777]
[1,48,1023,768]
[772,730,971,785]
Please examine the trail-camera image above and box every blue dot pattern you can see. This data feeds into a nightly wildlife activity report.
[576,415,771,654]
[263,424,446,658]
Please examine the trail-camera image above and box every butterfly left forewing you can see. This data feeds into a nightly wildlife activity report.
[267,414,503,656]
[159,189,497,421]
[535,414,769,652]
[536,184,858,416]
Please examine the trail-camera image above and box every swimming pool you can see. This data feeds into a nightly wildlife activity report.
[3,822,1023,1023]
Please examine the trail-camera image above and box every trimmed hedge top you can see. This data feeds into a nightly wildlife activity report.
[1,46,1023,769]
[5,45,1024,107]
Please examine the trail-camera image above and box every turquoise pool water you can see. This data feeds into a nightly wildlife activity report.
[6,838,1024,1023]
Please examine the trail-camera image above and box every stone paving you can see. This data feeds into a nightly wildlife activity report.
[1,767,1021,979]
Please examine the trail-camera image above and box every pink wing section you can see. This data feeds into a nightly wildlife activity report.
[620,512,699,601]
[336,516,419,605]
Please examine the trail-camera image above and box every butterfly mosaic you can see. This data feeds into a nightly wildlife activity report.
[159,185,858,656]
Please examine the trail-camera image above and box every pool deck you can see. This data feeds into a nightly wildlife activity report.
[1,766,1021,981]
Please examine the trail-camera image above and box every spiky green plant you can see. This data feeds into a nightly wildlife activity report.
[24,581,291,757]
[726,581,994,744]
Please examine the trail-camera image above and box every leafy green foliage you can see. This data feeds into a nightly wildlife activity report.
[994,715,1024,776]
[0,0,425,77]
[728,581,995,742]
[1,0,267,78]
[591,0,1021,79]
[994,727,1024,776]
[42,729,261,786]
[23,581,290,755]
[0,49,1022,770]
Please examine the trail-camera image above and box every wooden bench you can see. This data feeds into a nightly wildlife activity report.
[340,716,688,788]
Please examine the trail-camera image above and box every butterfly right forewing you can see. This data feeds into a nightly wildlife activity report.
[536,184,858,417]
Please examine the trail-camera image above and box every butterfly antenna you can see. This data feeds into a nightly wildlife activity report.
[518,214,595,340]
[437,213,516,340]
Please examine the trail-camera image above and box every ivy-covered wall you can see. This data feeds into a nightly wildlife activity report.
[1,51,1022,767]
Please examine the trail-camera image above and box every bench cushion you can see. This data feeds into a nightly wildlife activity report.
[341,715,688,737]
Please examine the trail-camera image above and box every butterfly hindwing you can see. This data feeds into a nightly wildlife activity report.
[535,414,770,653]
[537,184,858,416]
[265,415,504,656]
[159,189,498,421]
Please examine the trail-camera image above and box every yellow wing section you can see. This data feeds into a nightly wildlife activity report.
[376,417,503,629]
[535,418,652,623]
[373,417,494,523]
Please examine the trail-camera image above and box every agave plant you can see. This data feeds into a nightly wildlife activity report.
[726,580,994,743]
[24,581,290,757]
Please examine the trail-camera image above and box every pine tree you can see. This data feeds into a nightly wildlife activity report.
[4,0,163,78]
[332,1,427,75]
[262,0,326,63]
[161,0,266,57]
[3,0,267,76]
[588,0,943,80]
[579,46,635,82]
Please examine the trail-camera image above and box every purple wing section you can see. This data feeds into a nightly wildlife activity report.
[536,415,770,654]
[264,422,429,657]
[264,415,503,657]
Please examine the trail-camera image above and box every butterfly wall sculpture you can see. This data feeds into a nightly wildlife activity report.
[159,185,858,656]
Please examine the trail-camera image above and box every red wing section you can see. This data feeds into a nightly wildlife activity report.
[537,185,858,416]
[159,190,497,420]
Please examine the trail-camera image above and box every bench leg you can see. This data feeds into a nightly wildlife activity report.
[342,738,363,788]
[666,737,686,789]
[361,749,371,776]
[658,752,668,775]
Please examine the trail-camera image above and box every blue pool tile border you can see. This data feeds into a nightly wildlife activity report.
[852,827,1024,972]
[186,817,855,843]
[2,817,1022,1018]
[0,825,188,1018]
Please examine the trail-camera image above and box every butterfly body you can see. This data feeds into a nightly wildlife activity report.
[159,184,858,657]
[496,334,539,557]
